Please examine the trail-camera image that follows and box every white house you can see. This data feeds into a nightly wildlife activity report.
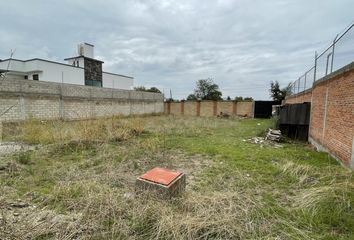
[0,43,133,90]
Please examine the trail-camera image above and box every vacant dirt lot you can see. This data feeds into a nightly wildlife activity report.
[0,116,353,239]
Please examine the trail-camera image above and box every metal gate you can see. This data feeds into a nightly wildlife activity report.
[254,101,280,118]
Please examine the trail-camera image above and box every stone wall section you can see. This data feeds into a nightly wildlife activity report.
[84,58,103,82]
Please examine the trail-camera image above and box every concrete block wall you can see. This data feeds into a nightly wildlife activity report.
[165,100,253,117]
[285,62,354,168]
[0,95,23,121]
[0,78,164,122]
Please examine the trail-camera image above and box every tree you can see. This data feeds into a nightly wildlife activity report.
[134,86,146,91]
[244,97,253,101]
[134,86,162,93]
[188,78,222,100]
[283,83,293,96]
[186,94,197,100]
[270,81,292,101]
[226,96,231,101]
[235,96,243,101]
[147,87,161,93]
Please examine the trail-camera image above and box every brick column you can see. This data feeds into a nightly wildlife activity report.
[167,102,171,115]
[181,101,185,115]
[213,101,218,116]
[233,101,237,115]
[196,101,201,116]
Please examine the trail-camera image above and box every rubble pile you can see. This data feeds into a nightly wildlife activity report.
[243,128,283,148]
[266,129,281,142]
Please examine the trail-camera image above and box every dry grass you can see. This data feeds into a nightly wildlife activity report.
[292,181,354,211]
[0,115,353,239]
[14,117,146,145]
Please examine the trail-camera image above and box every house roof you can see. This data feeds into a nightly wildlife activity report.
[64,56,104,63]
[0,58,84,69]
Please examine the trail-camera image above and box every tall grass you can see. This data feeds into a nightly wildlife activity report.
[17,117,145,145]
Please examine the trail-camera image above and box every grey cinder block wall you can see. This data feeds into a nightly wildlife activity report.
[0,78,164,122]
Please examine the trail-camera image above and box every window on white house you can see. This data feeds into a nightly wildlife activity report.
[33,74,39,80]
[77,61,79,67]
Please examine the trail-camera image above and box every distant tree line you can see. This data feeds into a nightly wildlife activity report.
[134,86,162,93]
[134,79,259,102]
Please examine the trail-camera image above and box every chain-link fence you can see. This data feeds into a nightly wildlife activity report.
[290,23,354,95]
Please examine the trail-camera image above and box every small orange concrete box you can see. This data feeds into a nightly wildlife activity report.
[136,167,186,198]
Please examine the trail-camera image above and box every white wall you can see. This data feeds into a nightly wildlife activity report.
[0,59,84,85]
[103,72,134,90]
[32,60,84,85]
[1,59,133,90]
[0,59,25,72]
[78,43,94,58]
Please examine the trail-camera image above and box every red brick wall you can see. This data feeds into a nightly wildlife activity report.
[285,63,354,168]
[309,67,354,167]
[164,101,253,117]
[285,89,312,104]
[200,101,215,117]
[169,102,182,115]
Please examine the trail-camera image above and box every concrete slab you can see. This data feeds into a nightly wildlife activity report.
[136,167,186,198]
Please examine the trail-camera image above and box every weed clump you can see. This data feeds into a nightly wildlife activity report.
[17,151,32,165]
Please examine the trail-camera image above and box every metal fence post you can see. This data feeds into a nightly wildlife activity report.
[304,72,307,92]
[331,35,338,73]
[325,53,332,76]
[313,51,318,83]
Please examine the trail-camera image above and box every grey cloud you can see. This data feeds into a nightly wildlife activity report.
[1,0,353,99]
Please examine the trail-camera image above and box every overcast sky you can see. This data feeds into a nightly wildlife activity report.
[1,0,353,99]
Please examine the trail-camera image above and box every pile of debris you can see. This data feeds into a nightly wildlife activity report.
[243,128,283,148]
[265,129,282,142]
[248,137,264,144]
[243,136,283,148]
